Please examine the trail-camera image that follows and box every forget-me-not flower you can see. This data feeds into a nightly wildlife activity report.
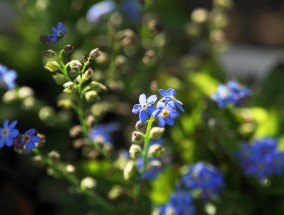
[132,93,157,123]
[0,64,17,90]
[86,0,116,23]
[120,0,141,23]
[152,101,179,127]
[90,123,119,147]
[22,129,41,151]
[40,22,68,44]
[0,120,19,148]
[159,88,185,112]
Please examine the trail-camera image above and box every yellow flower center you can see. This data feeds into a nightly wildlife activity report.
[171,96,176,101]
[24,135,31,143]
[2,129,8,137]
[141,103,147,110]
[166,207,176,215]
[162,109,169,117]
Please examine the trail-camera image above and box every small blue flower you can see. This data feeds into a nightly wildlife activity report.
[182,162,224,201]
[120,0,141,23]
[236,138,284,180]
[86,0,116,24]
[0,64,17,90]
[159,88,185,112]
[0,120,19,148]
[90,123,119,147]
[159,191,195,215]
[22,129,40,151]
[152,101,179,127]
[51,22,68,39]
[211,81,251,108]
[132,93,157,123]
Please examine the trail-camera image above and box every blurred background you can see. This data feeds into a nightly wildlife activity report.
[0,0,284,215]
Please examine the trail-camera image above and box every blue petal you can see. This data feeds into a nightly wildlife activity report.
[157,118,165,127]
[132,104,141,114]
[170,110,180,118]
[158,89,170,97]
[52,27,57,34]
[157,101,165,109]
[57,22,63,30]
[5,137,13,147]
[8,120,17,130]
[164,117,174,126]
[146,94,157,105]
[25,129,36,135]
[3,119,8,128]
[152,109,161,118]
[31,136,40,143]
[175,102,185,112]
[26,142,36,151]
[139,93,146,104]
[139,110,148,123]
[0,138,4,148]
[10,129,19,137]
[147,106,156,115]
[167,88,176,97]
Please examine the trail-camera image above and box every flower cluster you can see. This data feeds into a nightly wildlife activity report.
[158,191,195,215]
[236,138,284,180]
[0,64,17,90]
[0,119,41,151]
[40,22,68,44]
[132,88,184,127]
[181,162,224,201]
[211,80,251,108]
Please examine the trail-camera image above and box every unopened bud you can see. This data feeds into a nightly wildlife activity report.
[148,144,164,157]
[65,164,75,173]
[37,133,46,147]
[149,127,165,139]
[44,49,56,58]
[64,45,74,53]
[52,73,67,85]
[63,82,77,94]
[69,66,80,77]
[123,160,136,180]
[89,81,107,91]
[89,48,101,60]
[47,150,60,161]
[87,115,96,127]
[129,144,142,159]
[131,131,144,143]
[2,89,18,103]
[95,52,109,64]
[82,68,94,81]
[32,155,44,166]
[81,177,97,190]
[85,90,98,102]
[70,60,82,69]
[69,125,82,138]
[57,99,72,110]
[18,87,34,99]
[135,120,145,130]
[44,60,60,72]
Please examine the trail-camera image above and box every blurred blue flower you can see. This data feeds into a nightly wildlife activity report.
[0,120,19,148]
[0,64,17,89]
[159,191,195,215]
[182,162,224,201]
[236,138,284,180]
[120,0,141,23]
[136,157,162,180]
[211,80,251,108]
[51,22,68,39]
[22,129,40,151]
[132,93,157,123]
[86,0,116,24]
[159,88,185,112]
[90,123,119,147]
[152,101,179,127]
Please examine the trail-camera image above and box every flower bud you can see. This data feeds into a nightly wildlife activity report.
[123,160,136,180]
[69,125,82,138]
[82,68,94,81]
[95,52,109,64]
[81,177,97,190]
[69,66,80,77]
[131,131,144,143]
[18,86,34,99]
[148,144,164,157]
[89,48,101,60]
[63,82,77,94]
[2,89,18,104]
[63,45,74,53]
[89,81,107,91]
[65,164,75,173]
[85,90,98,102]
[44,49,56,58]
[52,73,67,85]
[48,150,60,161]
[135,120,145,130]
[149,127,165,139]
[32,155,44,166]
[39,106,55,121]
[57,99,72,110]
[129,144,142,159]
[70,60,82,69]
[44,60,60,72]
[37,133,46,147]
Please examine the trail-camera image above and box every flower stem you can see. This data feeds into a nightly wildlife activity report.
[142,116,155,172]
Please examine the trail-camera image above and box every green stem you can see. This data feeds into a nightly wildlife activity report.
[57,49,72,82]
[142,116,155,172]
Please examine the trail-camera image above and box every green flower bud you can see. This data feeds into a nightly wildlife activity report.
[148,144,164,157]
[63,82,77,94]
[69,66,80,77]
[131,131,144,143]
[85,90,98,102]
[63,45,74,54]
[82,68,94,82]
[149,127,165,139]
[123,160,136,180]
[65,164,76,173]
[57,98,73,110]
[52,73,67,85]
[108,185,124,200]
[39,106,55,121]
[89,81,107,91]
[81,177,97,190]
[89,48,101,60]
[47,150,60,161]
[44,49,56,58]
[70,60,82,69]
[2,89,18,104]
[44,60,60,72]
[95,52,109,64]
[135,120,145,130]
[129,144,142,159]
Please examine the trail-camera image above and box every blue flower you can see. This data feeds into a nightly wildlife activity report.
[22,129,41,151]
[159,191,195,215]
[132,93,157,123]
[0,120,19,148]
[90,123,119,147]
[136,157,162,180]
[86,0,116,24]
[211,80,251,108]
[182,162,224,201]
[51,22,68,39]
[0,64,17,89]
[159,88,185,112]
[236,138,284,180]
[152,101,179,127]
[120,0,141,23]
